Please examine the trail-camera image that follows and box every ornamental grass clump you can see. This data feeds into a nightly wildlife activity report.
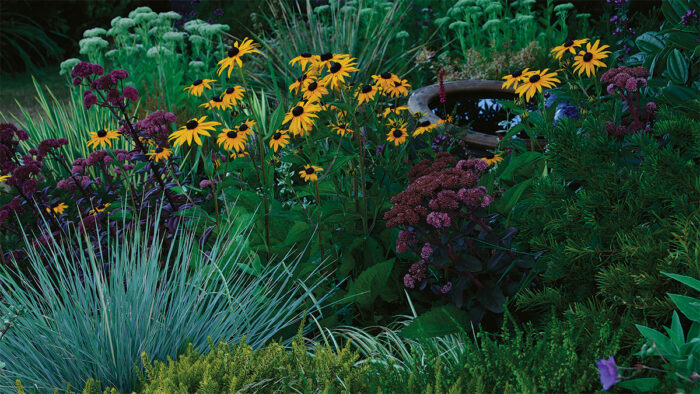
[384,152,538,323]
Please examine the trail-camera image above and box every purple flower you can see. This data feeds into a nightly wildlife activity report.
[83,92,98,109]
[111,69,129,80]
[596,356,619,390]
[123,86,139,102]
[426,211,451,228]
[681,9,698,25]
[214,8,224,16]
[440,282,452,294]
[646,101,657,112]
[420,243,433,259]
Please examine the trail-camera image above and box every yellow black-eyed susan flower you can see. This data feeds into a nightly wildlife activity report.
[332,123,353,137]
[0,174,9,183]
[311,52,349,72]
[481,153,503,166]
[386,122,408,146]
[283,100,322,137]
[515,69,560,101]
[413,120,438,136]
[385,79,411,98]
[321,57,359,90]
[551,38,589,60]
[87,129,121,149]
[230,148,249,159]
[372,72,401,91]
[356,84,378,105]
[302,79,328,102]
[147,146,172,162]
[573,39,610,77]
[501,68,530,90]
[184,79,216,97]
[169,116,221,147]
[217,37,261,78]
[381,104,409,118]
[89,202,111,215]
[223,86,245,106]
[299,164,323,182]
[200,94,233,110]
[217,128,248,152]
[269,130,290,152]
[289,71,317,95]
[46,202,68,215]
[289,52,319,71]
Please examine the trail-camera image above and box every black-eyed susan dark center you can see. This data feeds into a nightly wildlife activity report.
[186,120,199,129]
[380,72,391,79]
[97,129,107,138]
[339,124,347,129]
[228,47,240,57]
[320,52,332,61]
[529,74,541,83]
[305,167,315,174]
[511,70,522,78]
[301,52,311,57]
[485,153,494,159]
[419,120,431,127]
[307,82,318,91]
[583,52,593,62]
[155,147,164,153]
[392,129,403,138]
[564,39,574,47]
[329,62,341,73]
[273,132,282,139]
[226,87,235,94]
[361,84,372,93]
[227,130,238,138]
[193,79,203,86]
[292,106,304,116]
[238,124,248,132]
[213,95,223,102]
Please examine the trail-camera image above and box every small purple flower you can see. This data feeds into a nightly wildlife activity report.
[606,84,616,95]
[111,69,129,80]
[440,282,452,294]
[426,211,451,228]
[646,101,657,112]
[83,92,98,109]
[681,9,698,25]
[420,243,433,259]
[596,356,619,390]
[123,86,139,102]
[214,8,224,16]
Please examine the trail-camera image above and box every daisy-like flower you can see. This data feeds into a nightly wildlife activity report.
[147,146,172,162]
[501,68,530,90]
[217,128,248,152]
[0,174,9,182]
[223,86,245,106]
[515,69,561,101]
[381,104,409,118]
[332,123,353,137]
[302,79,329,102]
[356,84,378,105]
[481,153,503,166]
[573,39,611,77]
[551,38,589,60]
[89,202,111,215]
[289,52,319,71]
[169,116,221,147]
[413,120,438,136]
[87,129,120,149]
[386,122,408,146]
[299,164,323,182]
[184,79,216,97]
[321,57,359,90]
[289,71,317,95]
[46,202,68,215]
[217,37,261,78]
[283,100,322,137]
[385,79,411,98]
[230,148,249,159]
[269,130,290,152]
[312,52,349,72]
[372,72,401,91]
[200,94,233,110]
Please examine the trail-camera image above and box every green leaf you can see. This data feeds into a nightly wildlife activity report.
[666,49,689,84]
[344,258,394,308]
[635,32,665,54]
[400,305,471,338]
[668,294,700,323]
[616,378,661,392]
[666,311,685,346]
[636,324,678,356]
[492,178,534,216]
[663,271,700,292]
[282,222,313,246]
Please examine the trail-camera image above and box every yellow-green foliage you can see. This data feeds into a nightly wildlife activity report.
[137,335,368,393]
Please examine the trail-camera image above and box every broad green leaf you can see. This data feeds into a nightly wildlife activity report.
[400,305,471,338]
[635,32,665,54]
[669,294,700,322]
[344,258,394,308]
[636,324,678,356]
[666,49,689,84]
[492,178,534,216]
[666,311,685,346]
[616,378,661,392]
[282,222,313,246]
[663,271,700,292]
